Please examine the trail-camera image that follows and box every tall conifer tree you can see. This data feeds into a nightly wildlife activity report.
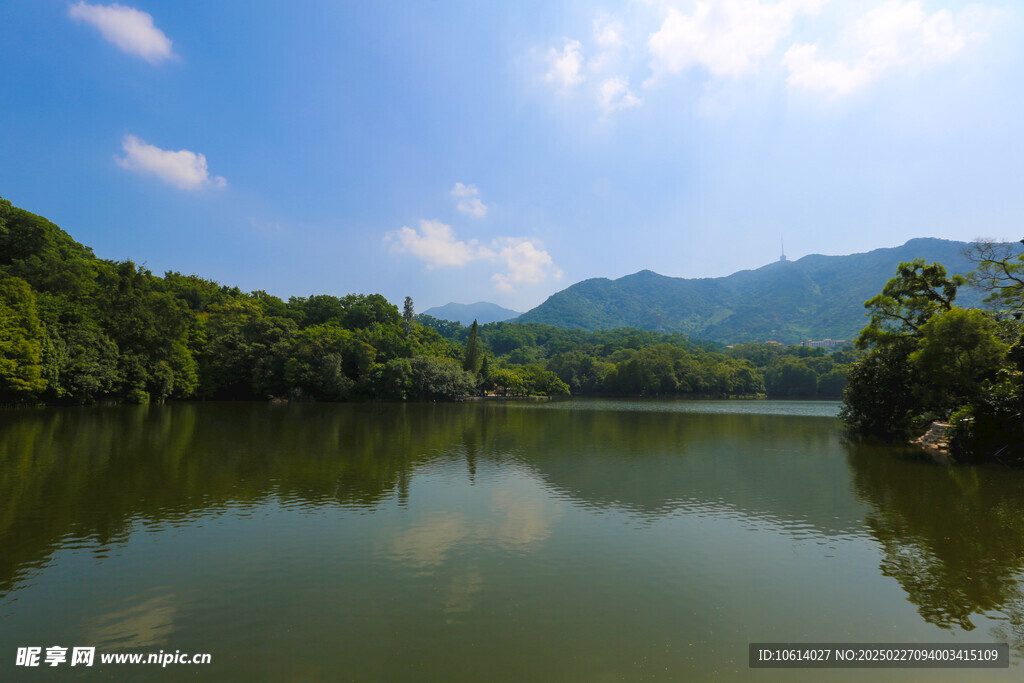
[402,296,415,337]
[463,319,481,374]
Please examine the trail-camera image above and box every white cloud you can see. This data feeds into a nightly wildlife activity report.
[545,39,585,90]
[594,15,626,51]
[491,239,562,293]
[386,221,560,292]
[782,44,872,97]
[853,1,969,67]
[69,2,174,64]
[589,15,630,74]
[599,77,642,112]
[542,23,639,114]
[451,182,489,217]
[784,1,996,98]
[533,1,999,116]
[115,135,226,190]
[647,0,825,82]
[385,220,493,268]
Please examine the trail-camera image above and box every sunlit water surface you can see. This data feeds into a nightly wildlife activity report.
[2,400,1023,680]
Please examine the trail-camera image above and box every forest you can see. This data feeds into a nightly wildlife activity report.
[840,249,1024,463]
[0,196,852,405]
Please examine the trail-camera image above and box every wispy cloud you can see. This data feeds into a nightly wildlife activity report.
[116,135,226,190]
[541,26,642,115]
[599,77,642,112]
[784,1,998,98]
[451,183,489,217]
[782,44,872,98]
[589,15,628,72]
[69,2,174,64]
[594,15,626,51]
[545,39,585,90]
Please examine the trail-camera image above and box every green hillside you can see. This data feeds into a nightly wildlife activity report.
[518,238,987,344]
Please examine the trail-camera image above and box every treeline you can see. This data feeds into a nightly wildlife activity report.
[840,249,1024,463]
[726,343,853,398]
[0,197,482,403]
[420,316,853,398]
[1,195,852,405]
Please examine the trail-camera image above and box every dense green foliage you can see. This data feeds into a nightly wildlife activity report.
[420,315,853,399]
[463,320,482,374]
[0,196,472,404]
[841,253,1024,463]
[516,240,985,344]
[0,276,47,400]
[6,195,846,405]
[726,343,854,399]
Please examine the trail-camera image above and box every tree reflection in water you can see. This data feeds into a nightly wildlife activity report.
[847,441,1024,652]
[5,400,1024,660]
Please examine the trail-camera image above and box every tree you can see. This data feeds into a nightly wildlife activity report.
[37,299,119,403]
[198,299,280,399]
[408,356,475,400]
[478,354,492,392]
[816,368,847,398]
[842,256,1019,444]
[857,259,964,349]
[840,338,918,438]
[0,276,47,401]
[519,364,570,396]
[283,325,358,401]
[949,375,1024,463]
[963,239,1024,313]
[339,293,401,328]
[463,319,482,374]
[764,357,817,398]
[415,314,464,340]
[380,358,412,400]
[490,367,526,396]
[843,260,967,436]
[910,308,1008,409]
[403,296,415,337]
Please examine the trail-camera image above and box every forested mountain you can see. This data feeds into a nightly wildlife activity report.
[0,195,480,404]
[517,239,986,344]
[6,194,833,405]
[422,301,520,325]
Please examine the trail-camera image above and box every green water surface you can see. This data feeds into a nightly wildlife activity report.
[1,400,1023,680]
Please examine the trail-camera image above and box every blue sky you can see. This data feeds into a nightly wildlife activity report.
[1,1,1022,312]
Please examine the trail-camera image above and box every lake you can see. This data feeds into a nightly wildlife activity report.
[1,399,1023,680]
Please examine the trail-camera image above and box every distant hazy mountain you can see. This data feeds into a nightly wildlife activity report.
[517,238,992,345]
[422,301,522,325]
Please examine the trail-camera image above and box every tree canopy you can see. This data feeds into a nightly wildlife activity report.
[842,254,1024,462]
[1,194,854,406]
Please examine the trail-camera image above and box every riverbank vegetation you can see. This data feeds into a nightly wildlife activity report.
[840,249,1024,463]
[1,195,853,406]
[419,315,852,399]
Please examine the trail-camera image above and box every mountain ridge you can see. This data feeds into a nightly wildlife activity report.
[517,238,990,344]
[421,301,521,325]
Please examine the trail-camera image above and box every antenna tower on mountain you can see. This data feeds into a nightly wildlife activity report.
[779,237,788,262]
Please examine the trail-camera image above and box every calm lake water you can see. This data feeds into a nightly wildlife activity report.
[2,399,1023,680]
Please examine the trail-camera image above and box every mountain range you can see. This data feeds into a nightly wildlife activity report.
[421,301,521,325]
[515,238,993,345]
